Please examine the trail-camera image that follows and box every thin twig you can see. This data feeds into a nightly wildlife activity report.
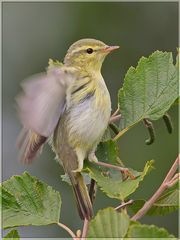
[109,107,121,123]
[109,123,119,135]
[109,114,121,123]
[112,107,120,117]
[115,199,134,211]
[93,160,135,180]
[81,218,89,239]
[57,222,77,239]
[163,155,179,183]
[166,173,179,187]
[131,155,179,221]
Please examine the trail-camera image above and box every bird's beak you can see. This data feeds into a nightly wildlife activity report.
[103,45,120,52]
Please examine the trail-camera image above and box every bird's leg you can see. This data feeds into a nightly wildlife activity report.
[88,148,135,180]
[88,151,98,163]
[93,161,135,180]
[72,148,85,172]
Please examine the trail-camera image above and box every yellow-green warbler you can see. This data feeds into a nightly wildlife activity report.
[16,38,119,220]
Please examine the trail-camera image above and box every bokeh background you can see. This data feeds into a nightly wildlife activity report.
[2,2,178,238]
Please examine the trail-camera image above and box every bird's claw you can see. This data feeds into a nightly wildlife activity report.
[120,168,136,180]
[72,167,83,173]
[88,153,98,163]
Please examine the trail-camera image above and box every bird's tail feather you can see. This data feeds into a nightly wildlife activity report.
[67,170,93,220]
[52,125,93,220]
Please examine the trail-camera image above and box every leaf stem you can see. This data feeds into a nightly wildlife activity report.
[81,218,89,239]
[113,127,130,141]
[57,222,77,239]
[131,155,179,221]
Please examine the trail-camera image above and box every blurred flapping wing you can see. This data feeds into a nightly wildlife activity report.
[16,67,76,163]
[16,67,75,137]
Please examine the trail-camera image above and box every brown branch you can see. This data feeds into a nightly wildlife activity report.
[81,218,89,239]
[57,222,78,239]
[131,155,179,221]
[166,173,179,187]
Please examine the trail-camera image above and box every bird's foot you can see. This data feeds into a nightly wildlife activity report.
[88,152,98,163]
[72,162,83,173]
[92,160,136,180]
[119,167,136,180]
[72,166,83,173]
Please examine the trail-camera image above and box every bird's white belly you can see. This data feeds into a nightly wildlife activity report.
[67,93,111,149]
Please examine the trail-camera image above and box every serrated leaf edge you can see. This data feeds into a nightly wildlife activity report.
[2,172,61,229]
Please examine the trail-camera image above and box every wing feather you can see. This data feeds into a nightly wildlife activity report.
[16,67,76,163]
[17,128,47,164]
[16,67,75,137]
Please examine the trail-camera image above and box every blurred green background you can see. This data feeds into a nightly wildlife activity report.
[2,2,178,238]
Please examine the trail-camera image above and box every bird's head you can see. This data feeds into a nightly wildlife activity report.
[64,38,119,72]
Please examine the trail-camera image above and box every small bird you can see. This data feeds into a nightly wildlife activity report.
[16,38,119,220]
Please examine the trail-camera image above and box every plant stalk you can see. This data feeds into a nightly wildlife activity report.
[81,218,89,239]
[57,222,78,239]
[131,155,179,221]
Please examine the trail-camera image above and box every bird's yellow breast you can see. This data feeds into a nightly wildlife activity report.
[65,71,111,151]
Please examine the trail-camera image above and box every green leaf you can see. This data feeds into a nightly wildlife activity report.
[127,223,176,239]
[1,172,61,229]
[3,229,20,239]
[84,157,154,201]
[96,140,119,165]
[87,207,129,238]
[84,141,153,200]
[130,183,179,216]
[118,51,178,137]
[61,172,91,185]
[64,141,117,186]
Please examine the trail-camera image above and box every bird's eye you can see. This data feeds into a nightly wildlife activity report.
[86,48,93,54]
